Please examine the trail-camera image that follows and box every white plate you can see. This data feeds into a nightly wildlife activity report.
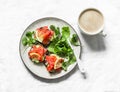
[19,17,82,79]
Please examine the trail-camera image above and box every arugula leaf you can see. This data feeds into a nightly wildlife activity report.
[22,37,28,46]
[68,54,76,64]
[70,34,80,46]
[26,31,33,38]
[57,27,60,34]
[62,52,76,71]
[62,26,70,39]
[54,39,71,57]
[62,62,70,71]
[50,25,60,36]
[22,31,36,46]
[48,37,58,53]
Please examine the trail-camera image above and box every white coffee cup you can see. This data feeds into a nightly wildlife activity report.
[78,8,106,36]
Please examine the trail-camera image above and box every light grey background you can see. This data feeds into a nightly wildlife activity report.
[0,0,120,92]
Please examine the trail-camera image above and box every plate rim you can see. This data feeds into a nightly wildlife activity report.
[19,17,82,79]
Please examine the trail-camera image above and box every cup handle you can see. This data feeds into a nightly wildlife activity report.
[100,31,107,37]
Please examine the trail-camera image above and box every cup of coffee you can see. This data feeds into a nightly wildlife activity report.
[78,8,106,36]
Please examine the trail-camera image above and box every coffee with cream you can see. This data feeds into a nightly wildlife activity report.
[78,9,104,34]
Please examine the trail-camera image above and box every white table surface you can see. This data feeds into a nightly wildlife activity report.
[0,0,120,92]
